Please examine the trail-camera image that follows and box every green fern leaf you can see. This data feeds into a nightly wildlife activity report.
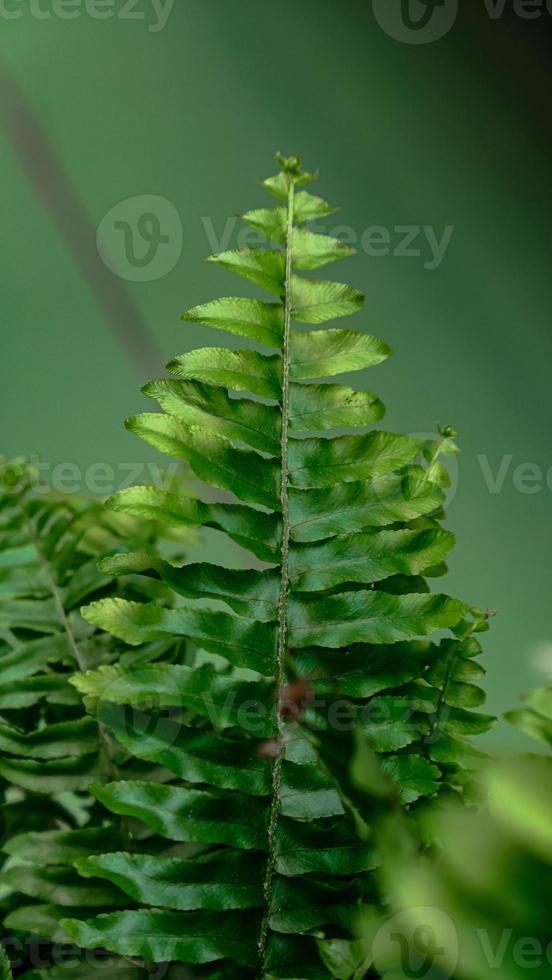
[62,909,262,967]
[67,155,491,977]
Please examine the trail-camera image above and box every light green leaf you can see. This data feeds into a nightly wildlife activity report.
[507,707,552,746]
[100,557,280,622]
[291,278,364,323]
[241,208,353,275]
[167,346,282,399]
[289,469,443,542]
[292,228,356,270]
[208,247,285,294]
[125,414,280,509]
[317,937,373,979]
[0,598,60,633]
[182,296,283,347]
[440,705,496,736]
[382,754,441,803]
[428,732,485,767]
[262,167,316,199]
[0,634,71,683]
[288,431,421,489]
[289,382,385,432]
[144,378,281,454]
[241,205,287,242]
[288,591,466,648]
[289,329,391,379]
[294,189,335,222]
[289,527,454,592]
[106,485,282,563]
[159,560,279,622]
[0,947,12,980]
[507,683,552,747]
[81,598,276,671]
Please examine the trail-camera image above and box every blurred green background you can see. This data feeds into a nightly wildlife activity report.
[1,0,550,745]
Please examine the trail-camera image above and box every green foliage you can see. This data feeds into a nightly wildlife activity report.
[0,459,193,976]
[310,680,552,980]
[58,155,492,978]
[374,751,552,980]
[0,944,13,980]
[506,677,552,747]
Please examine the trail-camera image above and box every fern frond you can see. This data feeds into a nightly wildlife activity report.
[0,460,193,973]
[507,677,552,747]
[0,944,13,980]
[66,156,491,977]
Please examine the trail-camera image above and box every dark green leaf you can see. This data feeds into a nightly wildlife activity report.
[62,909,261,967]
[91,781,268,850]
[75,849,264,911]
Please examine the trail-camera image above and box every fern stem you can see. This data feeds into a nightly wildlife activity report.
[428,618,475,742]
[20,496,128,808]
[20,503,88,673]
[258,174,296,969]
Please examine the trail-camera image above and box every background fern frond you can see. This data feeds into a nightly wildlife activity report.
[0,459,194,976]
[506,677,552,747]
[0,944,13,980]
